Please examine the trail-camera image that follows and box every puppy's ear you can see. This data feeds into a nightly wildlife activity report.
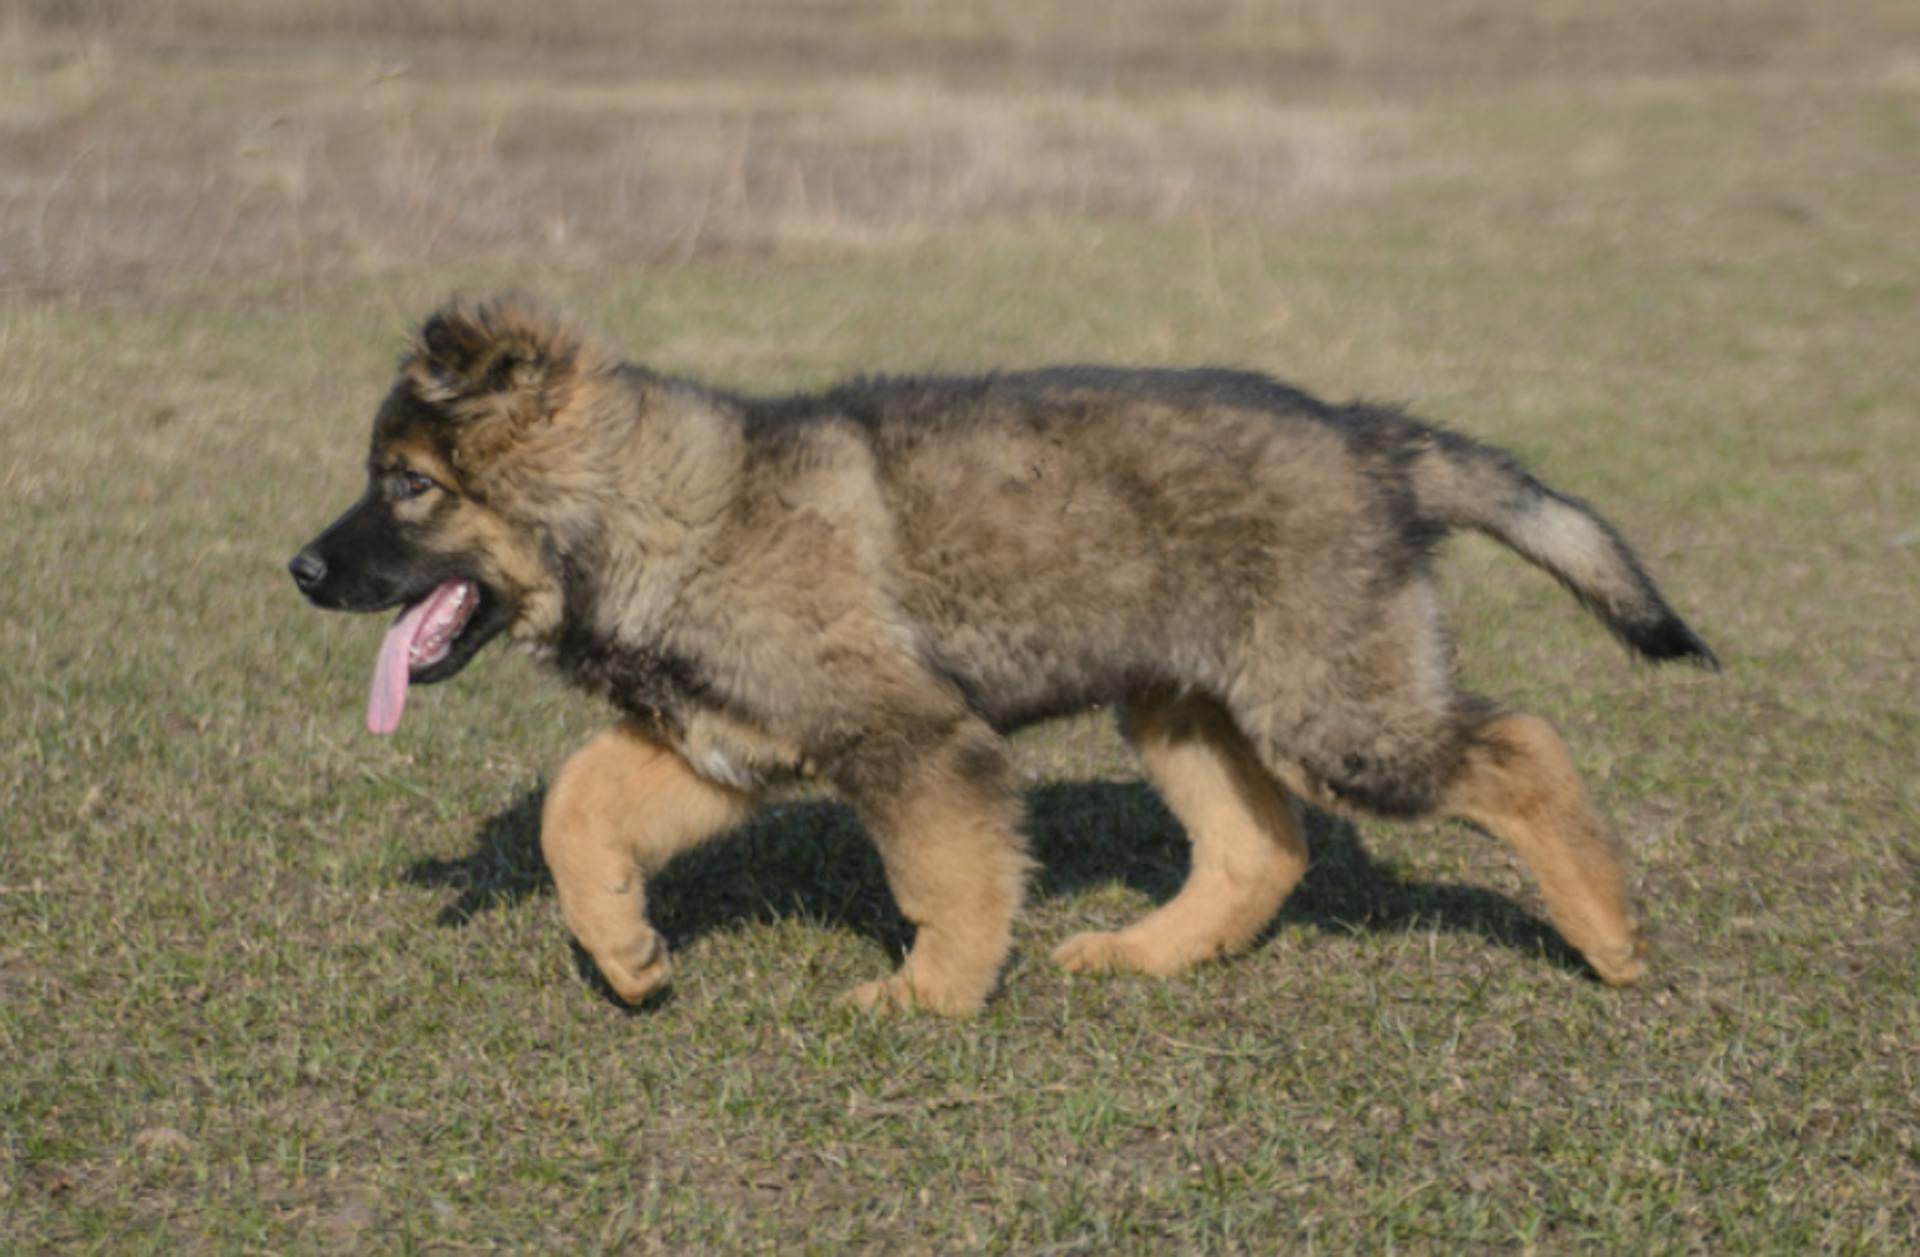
[405,295,610,427]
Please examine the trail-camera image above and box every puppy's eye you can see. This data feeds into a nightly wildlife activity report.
[394,469,436,499]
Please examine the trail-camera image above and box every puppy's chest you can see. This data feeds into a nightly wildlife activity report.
[673,708,811,792]
[549,634,807,791]
[550,631,707,722]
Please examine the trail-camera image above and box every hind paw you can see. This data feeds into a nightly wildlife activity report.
[837,974,920,1014]
[836,970,985,1016]
[1052,929,1191,977]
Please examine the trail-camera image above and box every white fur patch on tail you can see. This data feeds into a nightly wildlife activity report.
[1514,497,1621,600]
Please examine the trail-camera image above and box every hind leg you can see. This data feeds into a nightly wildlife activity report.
[1444,712,1646,986]
[1219,577,1644,985]
[542,720,753,1003]
[1054,689,1309,977]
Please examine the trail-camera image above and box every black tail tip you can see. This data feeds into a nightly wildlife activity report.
[1629,614,1721,672]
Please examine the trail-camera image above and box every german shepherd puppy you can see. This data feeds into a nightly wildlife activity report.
[291,296,1716,1013]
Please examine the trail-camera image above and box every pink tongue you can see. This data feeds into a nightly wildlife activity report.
[367,597,436,735]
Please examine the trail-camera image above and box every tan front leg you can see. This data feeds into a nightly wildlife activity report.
[836,724,1030,1016]
[541,720,753,1003]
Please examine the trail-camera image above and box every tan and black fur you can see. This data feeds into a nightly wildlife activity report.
[292,295,1717,1013]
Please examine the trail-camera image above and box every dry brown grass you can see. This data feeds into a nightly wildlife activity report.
[21,0,1920,84]
[10,0,1919,301]
[0,35,1409,298]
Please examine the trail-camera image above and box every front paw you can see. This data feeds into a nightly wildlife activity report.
[596,929,673,1005]
[1584,930,1648,988]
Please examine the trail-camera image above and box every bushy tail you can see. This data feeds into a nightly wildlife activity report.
[1409,427,1719,669]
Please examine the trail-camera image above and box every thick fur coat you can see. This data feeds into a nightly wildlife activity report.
[292,296,1715,1012]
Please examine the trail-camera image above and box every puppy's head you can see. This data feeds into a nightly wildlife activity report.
[288,295,616,731]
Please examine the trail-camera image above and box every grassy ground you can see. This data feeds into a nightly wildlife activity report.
[4,2,1918,1251]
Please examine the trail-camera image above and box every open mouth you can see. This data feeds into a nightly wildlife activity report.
[367,578,483,734]
[404,579,480,671]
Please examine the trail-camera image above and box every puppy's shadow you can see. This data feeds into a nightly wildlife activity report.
[403,779,1583,986]
[403,792,912,955]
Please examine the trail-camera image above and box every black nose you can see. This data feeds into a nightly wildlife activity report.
[288,549,327,591]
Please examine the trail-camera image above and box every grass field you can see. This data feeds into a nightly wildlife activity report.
[4,2,1918,1250]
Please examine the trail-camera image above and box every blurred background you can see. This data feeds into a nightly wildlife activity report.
[8,1,1916,303]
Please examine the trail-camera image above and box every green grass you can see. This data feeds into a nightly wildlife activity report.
[4,5,1918,1251]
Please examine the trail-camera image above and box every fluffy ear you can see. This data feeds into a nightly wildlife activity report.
[404,294,611,426]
